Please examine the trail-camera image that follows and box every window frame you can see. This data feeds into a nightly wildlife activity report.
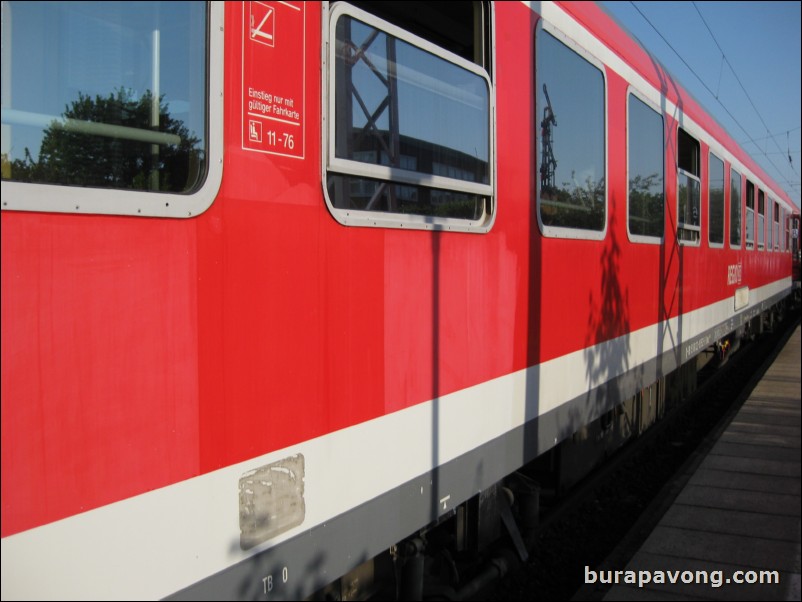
[781,207,787,252]
[745,179,755,249]
[0,1,223,219]
[677,168,701,245]
[535,21,608,241]
[322,2,496,233]
[772,200,780,251]
[707,151,725,248]
[757,188,765,250]
[785,209,792,253]
[729,166,742,249]
[626,89,664,245]
[676,126,701,246]
[766,195,773,251]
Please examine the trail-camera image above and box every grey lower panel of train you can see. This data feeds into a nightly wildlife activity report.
[166,288,789,601]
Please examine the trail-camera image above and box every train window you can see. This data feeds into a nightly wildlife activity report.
[766,196,773,251]
[537,26,606,239]
[730,167,742,248]
[745,180,755,248]
[773,200,780,250]
[324,2,494,232]
[1,1,222,218]
[627,93,664,242]
[708,153,724,247]
[677,128,700,244]
[757,189,765,249]
[782,207,788,252]
[786,211,793,253]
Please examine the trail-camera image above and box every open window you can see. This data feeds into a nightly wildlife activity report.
[786,211,794,254]
[745,179,755,248]
[773,200,780,250]
[324,2,494,232]
[677,127,700,244]
[757,189,765,249]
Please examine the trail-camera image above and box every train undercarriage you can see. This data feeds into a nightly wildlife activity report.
[309,298,797,602]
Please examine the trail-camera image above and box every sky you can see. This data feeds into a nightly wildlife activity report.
[598,1,802,210]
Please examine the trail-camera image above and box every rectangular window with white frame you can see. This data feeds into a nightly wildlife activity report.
[708,152,724,247]
[537,25,607,239]
[324,2,494,232]
[1,1,222,218]
[627,92,664,242]
[730,166,742,248]
[745,179,755,248]
[757,189,765,249]
[677,127,701,245]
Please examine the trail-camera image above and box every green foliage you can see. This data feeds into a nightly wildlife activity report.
[4,88,203,192]
[628,173,664,237]
[541,175,606,231]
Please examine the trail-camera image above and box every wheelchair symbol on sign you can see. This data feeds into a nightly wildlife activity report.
[249,120,262,143]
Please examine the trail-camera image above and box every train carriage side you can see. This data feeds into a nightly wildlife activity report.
[3,2,536,599]
[1,1,797,600]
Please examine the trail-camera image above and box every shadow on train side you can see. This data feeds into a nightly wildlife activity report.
[545,201,634,494]
[166,531,370,600]
[168,31,710,602]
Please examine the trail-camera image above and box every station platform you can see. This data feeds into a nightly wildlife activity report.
[587,325,801,601]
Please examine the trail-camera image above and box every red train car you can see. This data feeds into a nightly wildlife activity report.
[2,2,797,599]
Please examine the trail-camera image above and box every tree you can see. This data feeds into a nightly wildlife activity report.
[629,173,664,237]
[6,88,203,192]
